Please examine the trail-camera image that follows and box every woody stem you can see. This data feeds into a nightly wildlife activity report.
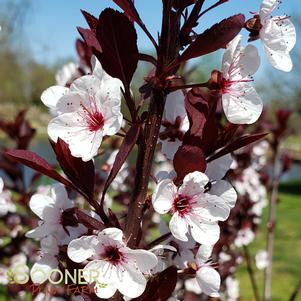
[124,0,181,248]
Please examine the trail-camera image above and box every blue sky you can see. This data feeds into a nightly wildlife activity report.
[26,0,300,65]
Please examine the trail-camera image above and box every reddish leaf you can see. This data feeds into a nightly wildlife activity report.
[183,88,209,145]
[207,132,269,162]
[201,92,220,156]
[133,266,178,301]
[75,208,104,231]
[77,27,101,52]
[5,149,73,188]
[174,145,207,182]
[96,8,138,86]
[0,110,36,149]
[113,0,142,23]
[178,14,245,63]
[173,0,197,10]
[100,123,141,204]
[81,10,98,32]
[75,39,93,69]
[50,139,95,199]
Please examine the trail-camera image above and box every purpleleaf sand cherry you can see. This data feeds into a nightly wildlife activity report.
[152,171,236,245]
[67,227,158,299]
[26,184,85,244]
[216,34,263,124]
[246,0,296,72]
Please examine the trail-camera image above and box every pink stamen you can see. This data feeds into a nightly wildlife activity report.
[172,194,197,217]
[79,92,105,132]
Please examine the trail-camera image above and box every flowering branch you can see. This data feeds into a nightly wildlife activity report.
[243,245,261,301]
[263,149,281,301]
[124,0,181,247]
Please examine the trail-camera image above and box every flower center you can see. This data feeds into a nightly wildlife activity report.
[172,194,192,217]
[103,246,124,266]
[79,93,105,132]
[159,116,184,142]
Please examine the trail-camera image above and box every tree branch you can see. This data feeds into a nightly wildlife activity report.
[263,149,281,301]
[243,245,261,301]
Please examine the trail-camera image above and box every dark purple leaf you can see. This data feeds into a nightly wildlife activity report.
[113,0,142,23]
[75,39,93,69]
[183,88,209,145]
[96,8,138,86]
[180,1,204,46]
[133,266,178,301]
[0,110,36,149]
[207,132,269,162]
[178,14,245,63]
[174,144,207,182]
[75,208,104,231]
[5,149,73,188]
[50,138,95,199]
[201,92,220,156]
[173,0,197,10]
[77,27,101,52]
[100,123,141,204]
[81,10,98,32]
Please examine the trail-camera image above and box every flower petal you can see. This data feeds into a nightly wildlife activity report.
[160,139,182,160]
[205,154,233,180]
[83,260,118,299]
[196,266,221,297]
[98,227,124,243]
[209,180,237,209]
[263,46,293,72]
[123,248,158,272]
[222,83,263,124]
[118,263,147,298]
[196,245,213,264]
[169,212,189,241]
[179,172,209,197]
[29,194,56,219]
[50,183,73,210]
[67,235,98,263]
[41,86,69,111]
[48,112,103,161]
[188,218,220,245]
[164,90,186,123]
[30,255,58,284]
[152,179,175,214]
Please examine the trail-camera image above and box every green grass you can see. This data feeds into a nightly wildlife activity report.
[237,180,301,301]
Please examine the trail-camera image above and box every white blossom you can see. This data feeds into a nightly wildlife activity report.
[152,171,236,245]
[225,276,240,301]
[42,57,123,161]
[26,184,86,244]
[195,245,221,297]
[67,227,158,299]
[55,62,81,87]
[0,177,16,216]
[30,236,59,284]
[255,249,269,270]
[221,34,262,124]
[259,0,296,72]
[234,228,255,247]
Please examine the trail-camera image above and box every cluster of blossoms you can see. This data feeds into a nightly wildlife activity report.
[0,0,297,300]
